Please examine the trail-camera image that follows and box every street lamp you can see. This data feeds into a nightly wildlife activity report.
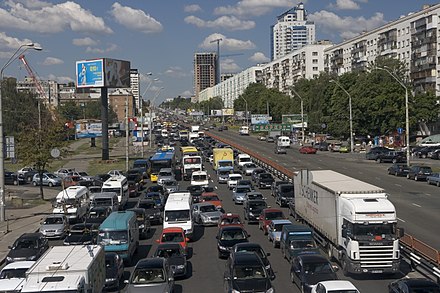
[0,43,42,222]
[290,88,305,145]
[377,66,410,166]
[330,79,354,153]
[241,96,249,127]
[140,74,158,157]
[149,87,164,148]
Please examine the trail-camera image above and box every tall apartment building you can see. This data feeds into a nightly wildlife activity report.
[271,2,315,60]
[108,88,135,123]
[194,52,218,99]
[130,69,140,113]
[16,77,59,107]
[324,3,440,93]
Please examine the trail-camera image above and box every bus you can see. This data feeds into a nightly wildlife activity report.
[181,146,199,157]
[148,150,176,182]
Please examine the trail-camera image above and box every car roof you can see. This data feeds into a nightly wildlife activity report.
[271,219,292,225]
[135,257,166,269]
[317,280,358,290]
[297,254,329,263]
[234,242,262,250]
[232,251,263,265]
[156,243,182,250]
[1,261,35,270]
[18,233,42,240]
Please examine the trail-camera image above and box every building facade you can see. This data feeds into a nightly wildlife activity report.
[16,77,59,107]
[108,88,136,123]
[194,52,218,99]
[130,69,140,114]
[271,2,315,60]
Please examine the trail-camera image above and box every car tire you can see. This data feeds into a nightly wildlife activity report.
[376,158,381,163]
[437,181,440,187]
[394,171,398,176]
[13,180,18,186]
[407,174,410,179]
[48,182,54,187]
[422,154,427,159]
[290,271,295,283]
[273,239,277,248]
[392,158,397,164]
[32,181,37,186]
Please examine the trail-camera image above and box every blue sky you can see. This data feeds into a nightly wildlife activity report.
[1,0,438,103]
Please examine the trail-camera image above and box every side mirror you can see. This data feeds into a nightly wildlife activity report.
[155,239,160,243]
[332,265,339,272]
[215,235,219,239]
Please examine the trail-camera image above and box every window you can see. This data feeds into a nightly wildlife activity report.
[313,67,318,71]
[312,52,318,56]
[312,59,318,64]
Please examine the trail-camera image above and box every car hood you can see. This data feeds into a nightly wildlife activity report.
[168,256,185,266]
[7,248,38,259]
[232,278,272,292]
[303,273,337,286]
[201,211,222,218]
[127,283,169,293]
[40,224,64,231]
[64,234,93,245]
[218,238,248,248]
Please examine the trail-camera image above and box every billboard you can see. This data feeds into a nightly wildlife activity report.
[104,58,131,88]
[76,121,103,138]
[222,108,234,116]
[211,110,222,116]
[251,114,270,125]
[282,114,308,128]
[76,59,104,88]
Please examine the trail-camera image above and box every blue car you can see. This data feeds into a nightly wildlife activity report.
[427,173,440,187]
[143,192,165,210]
[267,219,292,248]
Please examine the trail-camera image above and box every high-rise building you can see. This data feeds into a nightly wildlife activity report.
[194,52,217,100]
[271,2,315,60]
[130,68,140,113]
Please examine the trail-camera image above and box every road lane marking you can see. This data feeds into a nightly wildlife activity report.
[412,203,421,208]
[375,177,382,180]
[395,184,402,187]
[425,193,431,196]
[397,217,406,223]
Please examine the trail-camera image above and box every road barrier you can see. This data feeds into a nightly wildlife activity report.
[207,131,440,282]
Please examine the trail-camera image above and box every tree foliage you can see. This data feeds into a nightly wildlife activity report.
[58,100,118,123]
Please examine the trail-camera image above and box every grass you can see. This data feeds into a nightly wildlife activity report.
[86,158,137,175]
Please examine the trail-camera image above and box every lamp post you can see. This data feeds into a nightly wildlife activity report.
[139,74,158,157]
[377,67,410,166]
[149,87,164,148]
[290,88,305,145]
[330,79,354,153]
[0,43,42,222]
[241,96,249,127]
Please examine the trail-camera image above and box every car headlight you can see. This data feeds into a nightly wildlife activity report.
[56,229,63,233]
[201,214,208,219]
[265,264,271,270]
[231,290,241,293]
[266,288,274,293]
[139,224,145,229]
[28,255,37,260]
[176,265,185,269]
[6,256,12,262]
[218,245,227,251]
[106,278,116,282]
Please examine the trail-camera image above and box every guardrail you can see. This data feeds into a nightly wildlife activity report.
[207,131,440,282]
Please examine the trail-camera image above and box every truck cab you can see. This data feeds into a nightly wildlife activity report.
[280,224,319,262]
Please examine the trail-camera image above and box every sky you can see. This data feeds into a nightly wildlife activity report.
[1,0,439,104]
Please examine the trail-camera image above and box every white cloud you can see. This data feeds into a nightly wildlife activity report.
[47,73,73,83]
[184,4,201,13]
[164,66,189,78]
[199,33,256,51]
[214,0,296,17]
[111,2,163,34]
[330,0,360,10]
[309,10,386,40]
[0,1,113,34]
[72,37,98,47]
[42,57,64,65]
[86,44,117,54]
[221,58,241,73]
[7,0,51,9]
[249,52,270,63]
[184,15,255,31]
[180,90,192,97]
[0,32,39,51]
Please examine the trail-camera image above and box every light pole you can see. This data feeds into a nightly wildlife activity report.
[290,88,305,145]
[241,96,249,127]
[0,43,42,222]
[149,87,164,148]
[125,92,130,172]
[139,74,158,157]
[377,67,410,166]
[330,79,354,153]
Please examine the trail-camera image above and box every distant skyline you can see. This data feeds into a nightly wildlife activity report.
[0,0,438,103]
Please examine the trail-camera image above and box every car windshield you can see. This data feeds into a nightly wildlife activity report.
[163,181,177,186]
[245,164,256,168]
[43,217,63,225]
[161,232,184,242]
[159,172,172,177]
[93,198,113,207]
[219,161,233,168]
[420,167,432,172]
[193,175,207,181]
[156,248,182,258]
[220,230,246,240]
[165,210,190,221]
[0,268,28,279]
[280,185,293,193]
[303,262,333,274]
[260,174,272,179]
[265,212,283,220]
[229,176,241,180]
[46,174,57,179]
[219,170,231,176]
[139,202,156,209]
[200,205,216,212]
[14,239,37,249]
[131,268,165,284]
[203,196,219,201]
[290,239,316,249]
[249,202,266,210]
[273,223,286,232]
[233,265,266,279]
[236,247,265,259]
[248,194,263,200]
[236,187,251,193]
[352,223,395,239]
[99,231,128,244]
[221,217,241,225]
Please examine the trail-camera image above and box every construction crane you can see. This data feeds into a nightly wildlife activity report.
[210,38,222,84]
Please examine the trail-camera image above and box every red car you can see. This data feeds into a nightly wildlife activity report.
[200,192,222,208]
[299,146,317,154]
[258,208,285,235]
[156,227,189,250]
[218,213,243,228]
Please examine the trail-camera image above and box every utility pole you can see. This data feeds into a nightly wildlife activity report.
[125,92,129,172]
[210,38,222,84]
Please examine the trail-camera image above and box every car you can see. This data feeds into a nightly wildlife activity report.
[6,233,49,264]
[125,258,174,293]
[271,180,290,197]
[162,179,179,195]
[244,199,268,224]
[232,185,253,204]
[414,146,440,158]
[63,222,99,245]
[387,164,410,176]
[266,136,275,143]
[219,213,243,227]
[39,214,69,239]
[231,243,275,280]
[275,145,287,154]
[313,141,329,151]
[388,278,440,293]
[143,191,165,210]
[157,168,175,186]
[275,183,294,207]
[199,192,222,208]
[31,173,62,187]
[216,225,250,258]
[267,219,293,248]
[105,252,124,291]
[137,199,162,225]
[227,173,243,190]
[86,206,111,225]
[4,171,23,185]
[224,251,274,293]
[127,173,143,197]
[256,173,274,189]
[290,254,338,293]
[217,168,232,184]
[153,243,187,278]
[146,185,165,195]
[258,208,285,235]
[157,227,189,251]
[339,145,350,153]
[251,168,266,182]
[0,261,35,292]
[311,280,360,293]
[237,179,253,189]
[187,185,204,203]
[376,151,406,163]
[299,146,317,154]
[54,168,74,178]
[127,208,150,239]
[242,162,259,176]
[365,147,391,160]
[427,173,440,187]
[244,191,264,203]
[192,202,223,226]
[407,165,433,181]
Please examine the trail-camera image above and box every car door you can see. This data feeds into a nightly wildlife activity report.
[291,258,302,286]
[223,257,232,292]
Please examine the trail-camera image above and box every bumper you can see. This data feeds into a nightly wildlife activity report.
[201,218,220,226]
[345,258,400,274]
[259,182,272,188]
[41,231,65,239]
[247,215,259,223]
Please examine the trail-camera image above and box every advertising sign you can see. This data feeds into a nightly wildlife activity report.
[282,114,308,128]
[104,58,131,88]
[76,122,103,138]
[211,110,222,116]
[189,111,204,116]
[253,124,291,131]
[222,108,234,116]
[251,114,270,125]
[76,59,104,88]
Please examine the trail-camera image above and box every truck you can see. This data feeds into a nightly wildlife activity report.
[213,148,234,171]
[182,155,203,181]
[20,245,105,293]
[293,170,403,275]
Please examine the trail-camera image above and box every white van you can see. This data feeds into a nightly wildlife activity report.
[164,192,193,239]
[90,192,120,212]
[239,126,249,135]
[191,170,209,186]
[236,153,252,169]
[102,175,129,208]
[277,136,291,148]
[53,186,90,222]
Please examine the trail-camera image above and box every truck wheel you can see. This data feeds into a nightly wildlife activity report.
[437,181,440,187]
[341,256,349,276]
[415,176,419,181]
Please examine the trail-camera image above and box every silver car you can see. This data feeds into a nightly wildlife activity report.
[162,179,179,195]
[232,185,252,204]
[32,173,62,187]
[267,219,292,248]
[157,168,175,186]
[125,258,174,293]
[192,203,223,226]
[242,163,259,176]
[39,214,69,239]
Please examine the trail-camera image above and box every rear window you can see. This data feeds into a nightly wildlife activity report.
[420,167,432,172]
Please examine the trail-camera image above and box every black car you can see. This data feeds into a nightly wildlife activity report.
[431,149,440,160]
[274,145,287,154]
[146,185,165,195]
[256,173,274,189]
[216,226,250,258]
[290,254,338,293]
[63,223,99,245]
[251,169,266,183]
[105,252,124,290]
[137,199,162,225]
[125,257,174,292]
[244,199,268,224]
[6,233,49,264]
[127,208,151,239]
[224,251,274,293]
[4,171,24,185]
[153,243,187,278]
[127,173,143,197]
[414,146,440,159]
[389,278,440,293]
[365,147,391,160]
[187,185,204,203]
[271,180,290,197]
[407,165,433,181]
[86,206,111,224]
[376,151,406,163]
[387,164,410,176]
[231,243,274,279]
[313,141,329,151]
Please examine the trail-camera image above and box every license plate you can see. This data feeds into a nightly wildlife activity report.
[371,270,383,273]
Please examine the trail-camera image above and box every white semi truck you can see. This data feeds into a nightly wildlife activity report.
[20,245,105,293]
[293,170,403,275]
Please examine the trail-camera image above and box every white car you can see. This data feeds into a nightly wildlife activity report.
[311,280,360,293]
[0,261,35,292]
[227,174,243,190]
[54,168,74,178]
[108,170,124,177]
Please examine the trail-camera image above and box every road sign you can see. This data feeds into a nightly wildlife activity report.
[397,127,403,134]
[253,124,291,131]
